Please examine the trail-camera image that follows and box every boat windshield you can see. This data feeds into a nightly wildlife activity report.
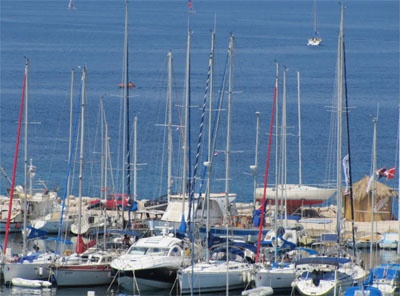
[128,246,147,255]
[128,246,169,256]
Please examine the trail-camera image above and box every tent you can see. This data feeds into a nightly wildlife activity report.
[344,175,398,222]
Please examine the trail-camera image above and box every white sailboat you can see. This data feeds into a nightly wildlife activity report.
[307,0,322,46]
[1,59,58,285]
[292,5,367,295]
[178,34,254,295]
[51,68,115,287]
[68,0,76,10]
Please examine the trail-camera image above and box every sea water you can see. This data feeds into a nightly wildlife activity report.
[1,0,399,295]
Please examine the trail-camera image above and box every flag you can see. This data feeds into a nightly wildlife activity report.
[385,167,396,179]
[188,0,193,10]
[376,167,396,180]
[342,154,350,194]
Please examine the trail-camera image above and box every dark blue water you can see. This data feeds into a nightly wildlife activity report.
[1,0,399,295]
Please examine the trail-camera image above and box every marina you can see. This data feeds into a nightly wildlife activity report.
[1,0,399,295]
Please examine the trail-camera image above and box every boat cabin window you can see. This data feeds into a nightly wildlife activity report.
[146,247,168,255]
[128,246,147,255]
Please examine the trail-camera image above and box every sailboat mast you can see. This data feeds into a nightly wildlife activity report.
[205,28,215,262]
[133,116,137,210]
[3,59,28,255]
[313,0,318,34]
[122,0,131,227]
[370,116,377,265]
[224,34,234,225]
[281,67,288,225]
[181,28,191,219]
[274,61,279,227]
[77,67,86,240]
[167,51,173,203]
[336,5,345,243]
[252,112,260,208]
[22,58,29,256]
[297,71,302,185]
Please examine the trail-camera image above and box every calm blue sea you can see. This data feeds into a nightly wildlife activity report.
[1,0,399,295]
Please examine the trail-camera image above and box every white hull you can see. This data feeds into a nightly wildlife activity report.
[307,37,322,46]
[254,264,296,290]
[31,218,73,234]
[178,261,253,294]
[53,266,112,286]
[2,261,52,285]
[256,184,335,202]
[118,275,173,292]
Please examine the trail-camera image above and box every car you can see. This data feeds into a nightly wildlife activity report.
[88,194,130,210]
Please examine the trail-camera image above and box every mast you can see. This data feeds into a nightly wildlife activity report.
[22,58,29,256]
[281,67,288,226]
[180,27,191,231]
[224,33,235,296]
[167,51,173,203]
[76,67,86,254]
[224,34,234,227]
[121,0,131,228]
[255,61,278,262]
[3,59,27,255]
[205,27,216,262]
[370,116,377,265]
[297,71,302,185]
[336,4,345,246]
[251,112,260,208]
[313,0,318,35]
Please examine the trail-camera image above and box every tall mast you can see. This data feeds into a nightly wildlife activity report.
[204,28,216,262]
[297,71,302,185]
[76,67,86,253]
[22,58,29,256]
[224,34,234,226]
[3,59,28,255]
[167,51,173,203]
[181,27,191,225]
[122,0,131,228]
[336,4,345,244]
[251,112,260,209]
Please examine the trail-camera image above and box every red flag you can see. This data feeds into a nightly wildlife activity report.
[385,167,396,179]
[376,167,396,180]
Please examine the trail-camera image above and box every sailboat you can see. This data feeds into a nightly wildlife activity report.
[1,59,59,285]
[68,0,76,10]
[307,0,322,46]
[292,5,367,295]
[178,34,255,295]
[50,68,115,287]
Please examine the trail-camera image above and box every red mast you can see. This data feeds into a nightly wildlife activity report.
[3,60,28,255]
